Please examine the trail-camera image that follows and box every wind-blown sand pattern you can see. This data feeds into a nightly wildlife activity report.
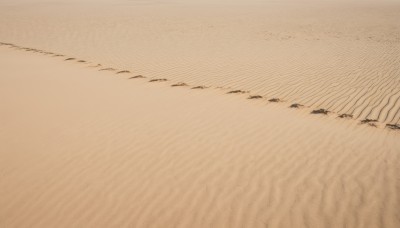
[1,41,400,228]
[1,0,400,228]
[1,0,400,124]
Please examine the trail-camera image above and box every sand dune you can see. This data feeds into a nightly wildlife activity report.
[1,43,400,228]
[1,0,400,227]
[2,41,400,129]
[1,0,399,124]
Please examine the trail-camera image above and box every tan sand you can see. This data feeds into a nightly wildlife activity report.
[0,44,399,228]
[1,0,399,123]
[1,0,400,227]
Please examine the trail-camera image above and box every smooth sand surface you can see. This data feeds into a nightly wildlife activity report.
[0,45,399,228]
[1,0,400,227]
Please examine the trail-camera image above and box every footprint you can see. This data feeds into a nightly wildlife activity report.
[99,68,117,71]
[311,109,329,115]
[386,124,400,130]
[65,58,76,61]
[149,78,168,82]
[268,98,282,103]
[129,75,146,79]
[191,86,208,89]
[360,119,378,124]
[1,43,17,48]
[116,70,131,74]
[53,54,64,57]
[338,114,353,119]
[359,119,380,128]
[289,103,304,108]
[171,82,188,87]
[227,90,248,94]
[248,95,263,99]
[77,60,86,63]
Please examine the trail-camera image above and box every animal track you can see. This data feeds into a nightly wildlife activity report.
[227,90,248,94]
[311,109,329,115]
[338,114,353,119]
[268,98,282,102]
[149,78,168,82]
[23,48,38,52]
[368,123,378,128]
[171,82,188,87]
[129,75,146,79]
[360,119,379,127]
[360,119,378,124]
[3,41,400,133]
[1,43,16,48]
[191,86,208,89]
[117,70,131,74]
[289,103,304,108]
[386,124,400,130]
[100,68,117,71]
[248,95,263,99]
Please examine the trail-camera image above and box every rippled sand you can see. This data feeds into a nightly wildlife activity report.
[0,0,400,228]
[1,0,400,123]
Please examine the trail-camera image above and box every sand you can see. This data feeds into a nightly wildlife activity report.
[0,0,400,227]
[1,0,400,123]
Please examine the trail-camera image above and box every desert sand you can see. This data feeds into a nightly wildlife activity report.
[0,0,400,228]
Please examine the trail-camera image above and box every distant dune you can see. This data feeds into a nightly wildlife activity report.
[0,0,399,228]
